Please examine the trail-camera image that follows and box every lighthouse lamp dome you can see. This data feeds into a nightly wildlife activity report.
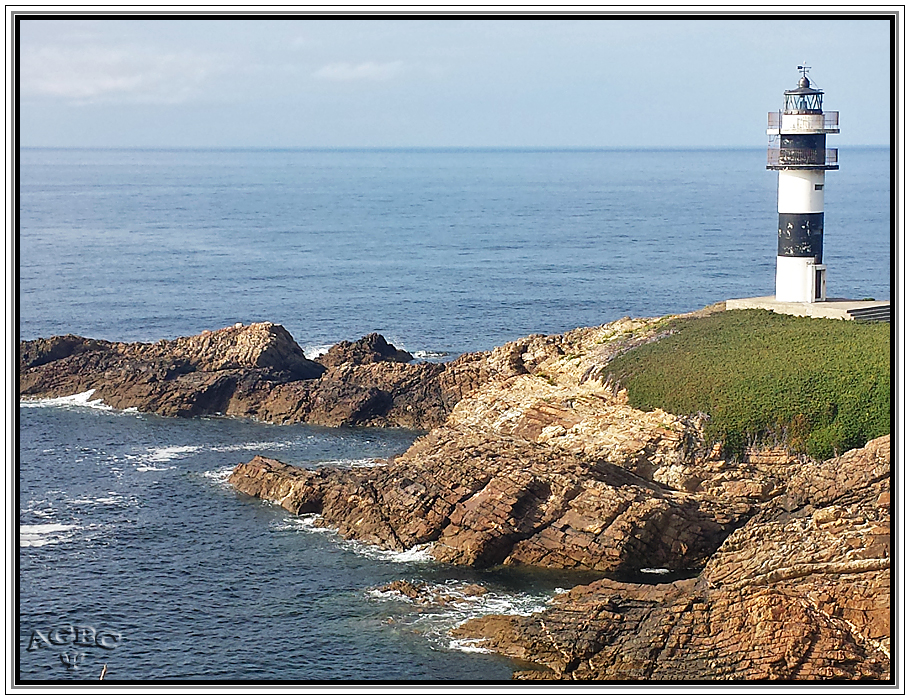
[783,78,824,114]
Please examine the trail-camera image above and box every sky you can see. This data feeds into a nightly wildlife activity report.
[17,15,894,148]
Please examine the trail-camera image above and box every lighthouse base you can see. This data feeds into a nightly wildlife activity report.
[725,296,891,322]
[775,257,826,303]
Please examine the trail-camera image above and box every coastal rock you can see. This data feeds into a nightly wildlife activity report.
[23,309,891,680]
[19,325,472,428]
[316,332,414,367]
[231,311,815,572]
[230,427,750,572]
[452,435,891,680]
[377,580,489,605]
[19,334,108,370]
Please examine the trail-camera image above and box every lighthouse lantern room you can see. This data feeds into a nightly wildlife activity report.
[767,66,839,303]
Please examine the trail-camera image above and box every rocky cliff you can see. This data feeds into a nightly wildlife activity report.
[453,435,890,681]
[224,312,891,681]
[21,311,892,680]
[19,323,479,429]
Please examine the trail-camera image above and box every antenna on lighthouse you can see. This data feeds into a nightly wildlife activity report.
[797,63,811,78]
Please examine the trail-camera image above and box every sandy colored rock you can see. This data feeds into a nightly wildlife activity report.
[452,436,891,681]
[22,307,891,680]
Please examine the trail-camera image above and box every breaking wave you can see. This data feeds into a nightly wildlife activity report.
[20,523,80,548]
[272,515,435,562]
[20,390,114,411]
[367,578,554,654]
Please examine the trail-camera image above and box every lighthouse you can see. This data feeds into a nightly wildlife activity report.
[767,66,839,302]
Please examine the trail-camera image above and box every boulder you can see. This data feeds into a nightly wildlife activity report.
[317,333,413,367]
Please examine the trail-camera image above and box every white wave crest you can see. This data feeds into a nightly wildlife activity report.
[367,578,554,654]
[201,465,236,484]
[273,514,335,534]
[129,441,296,472]
[147,445,204,463]
[447,637,493,654]
[341,541,434,563]
[211,441,294,453]
[66,493,134,507]
[273,516,434,562]
[303,344,333,360]
[412,350,450,359]
[20,389,114,411]
[20,523,79,548]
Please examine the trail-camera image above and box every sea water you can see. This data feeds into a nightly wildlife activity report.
[17,147,891,682]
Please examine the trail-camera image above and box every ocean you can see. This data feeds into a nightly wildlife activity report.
[17,147,891,682]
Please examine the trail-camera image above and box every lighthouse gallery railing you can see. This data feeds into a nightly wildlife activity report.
[767,111,840,131]
[767,148,839,168]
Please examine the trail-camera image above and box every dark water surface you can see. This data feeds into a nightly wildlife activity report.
[18,148,890,681]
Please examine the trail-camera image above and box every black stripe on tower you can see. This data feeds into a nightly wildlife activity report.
[779,133,827,167]
[778,213,823,262]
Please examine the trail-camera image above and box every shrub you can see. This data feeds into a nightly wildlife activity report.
[603,309,891,460]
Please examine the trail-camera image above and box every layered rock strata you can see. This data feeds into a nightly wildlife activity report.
[19,323,478,429]
[21,310,891,679]
[228,310,820,574]
[230,428,750,572]
[452,436,890,681]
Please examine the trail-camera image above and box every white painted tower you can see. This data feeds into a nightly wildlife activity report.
[767,66,839,302]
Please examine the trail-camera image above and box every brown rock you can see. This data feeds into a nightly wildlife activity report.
[19,325,479,429]
[452,436,891,681]
[317,333,413,367]
[229,427,747,573]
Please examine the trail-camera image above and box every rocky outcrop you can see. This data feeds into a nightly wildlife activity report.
[223,310,890,680]
[229,312,811,572]
[19,323,475,428]
[452,435,891,680]
[230,428,750,572]
[22,310,891,680]
[316,332,413,367]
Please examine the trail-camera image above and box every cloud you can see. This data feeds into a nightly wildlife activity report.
[312,60,404,82]
[20,44,220,104]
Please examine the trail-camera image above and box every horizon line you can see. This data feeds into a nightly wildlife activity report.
[18,144,890,152]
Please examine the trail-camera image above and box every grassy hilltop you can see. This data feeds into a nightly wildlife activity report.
[604,309,891,460]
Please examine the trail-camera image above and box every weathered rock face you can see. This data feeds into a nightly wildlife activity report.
[19,324,473,428]
[452,435,891,681]
[23,310,892,680]
[230,428,749,572]
[228,312,804,572]
[316,332,413,367]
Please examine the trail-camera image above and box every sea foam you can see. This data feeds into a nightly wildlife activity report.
[211,441,294,454]
[273,515,435,562]
[367,579,554,654]
[20,523,79,548]
[19,389,114,411]
[303,344,333,360]
[201,465,236,484]
[411,350,450,360]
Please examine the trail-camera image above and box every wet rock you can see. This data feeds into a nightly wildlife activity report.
[19,325,473,429]
[452,436,891,681]
[377,580,489,605]
[317,332,413,367]
[230,427,748,572]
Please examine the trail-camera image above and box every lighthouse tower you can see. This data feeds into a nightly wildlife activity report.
[767,66,839,302]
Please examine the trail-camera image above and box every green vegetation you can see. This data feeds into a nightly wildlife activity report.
[603,309,891,460]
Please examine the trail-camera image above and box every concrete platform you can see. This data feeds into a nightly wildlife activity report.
[725,296,891,322]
